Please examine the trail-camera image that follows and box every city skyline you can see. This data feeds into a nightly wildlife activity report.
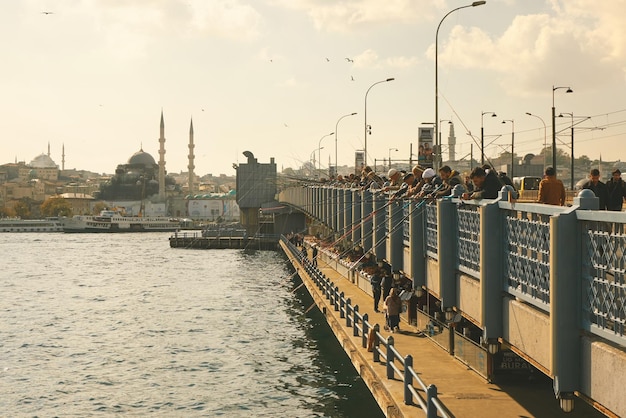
[2,1,625,176]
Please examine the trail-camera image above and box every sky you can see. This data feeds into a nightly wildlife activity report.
[2,0,626,177]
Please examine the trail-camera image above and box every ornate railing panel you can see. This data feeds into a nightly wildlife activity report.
[425,202,438,257]
[503,209,551,309]
[457,204,480,275]
[580,216,626,344]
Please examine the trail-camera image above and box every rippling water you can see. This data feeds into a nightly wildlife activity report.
[0,233,383,417]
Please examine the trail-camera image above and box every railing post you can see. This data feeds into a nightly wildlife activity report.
[362,190,373,252]
[373,324,381,362]
[551,205,584,405]
[426,384,438,418]
[480,201,504,350]
[340,292,345,317]
[334,287,340,311]
[362,314,369,348]
[437,197,458,321]
[346,298,352,326]
[389,199,404,270]
[404,355,413,405]
[410,200,426,293]
[353,305,359,336]
[352,190,362,245]
[373,191,387,261]
[386,336,395,379]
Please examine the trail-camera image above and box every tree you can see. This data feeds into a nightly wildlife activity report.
[92,201,107,215]
[40,197,73,217]
[13,199,32,219]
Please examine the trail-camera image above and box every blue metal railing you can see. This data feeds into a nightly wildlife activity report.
[282,236,452,418]
[277,185,626,347]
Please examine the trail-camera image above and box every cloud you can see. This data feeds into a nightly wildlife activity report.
[354,49,418,69]
[270,0,437,32]
[430,2,626,96]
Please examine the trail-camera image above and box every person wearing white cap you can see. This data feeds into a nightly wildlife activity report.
[417,168,442,198]
[382,168,402,192]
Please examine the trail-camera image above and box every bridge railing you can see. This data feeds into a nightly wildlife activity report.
[279,185,626,347]
[282,236,452,418]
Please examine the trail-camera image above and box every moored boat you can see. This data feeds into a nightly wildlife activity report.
[0,217,64,232]
[62,210,183,233]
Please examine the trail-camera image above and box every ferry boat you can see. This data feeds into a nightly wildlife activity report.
[62,210,183,233]
[0,218,64,232]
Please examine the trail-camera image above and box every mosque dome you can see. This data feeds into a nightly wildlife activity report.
[128,149,157,167]
[30,153,58,168]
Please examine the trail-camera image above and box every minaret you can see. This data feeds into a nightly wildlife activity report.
[448,122,456,162]
[62,144,65,170]
[188,118,196,195]
[47,142,51,157]
[158,110,166,199]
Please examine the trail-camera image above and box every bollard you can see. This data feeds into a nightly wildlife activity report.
[362,314,369,348]
[346,299,352,326]
[426,384,438,418]
[373,324,381,362]
[334,287,340,311]
[404,355,413,405]
[386,336,395,379]
[340,293,345,318]
[353,305,359,336]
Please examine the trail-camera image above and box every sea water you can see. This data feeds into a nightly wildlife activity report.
[0,233,383,417]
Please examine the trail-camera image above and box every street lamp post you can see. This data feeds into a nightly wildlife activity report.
[525,112,547,171]
[311,147,323,177]
[552,86,573,175]
[502,119,515,178]
[318,132,334,178]
[364,78,394,166]
[559,113,592,190]
[481,111,497,165]
[388,148,398,170]
[335,113,358,176]
[435,1,486,170]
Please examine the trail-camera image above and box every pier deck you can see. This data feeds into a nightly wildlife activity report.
[282,240,605,418]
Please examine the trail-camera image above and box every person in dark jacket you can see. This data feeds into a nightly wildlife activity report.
[582,168,608,210]
[381,270,393,301]
[606,168,626,211]
[370,269,383,312]
[462,167,502,200]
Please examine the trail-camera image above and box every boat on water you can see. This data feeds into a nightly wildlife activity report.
[0,217,64,233]
[62,210,185,233]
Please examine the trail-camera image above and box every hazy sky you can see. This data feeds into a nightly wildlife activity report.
[2,0,625,176]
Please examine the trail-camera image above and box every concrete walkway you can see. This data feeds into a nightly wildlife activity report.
[283,241,606,418]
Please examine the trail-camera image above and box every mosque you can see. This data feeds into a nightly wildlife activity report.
[96,111,187,203]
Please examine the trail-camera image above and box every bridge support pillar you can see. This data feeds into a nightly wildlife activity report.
[352,190,362,245]
[480,201,504,349]
[343,189,352,245]
[373,192,387,262]
[362,190,373,253]
[437,198,457,313]
[551,207,581,409]
[389,200,404,271]
[410,200,426,292]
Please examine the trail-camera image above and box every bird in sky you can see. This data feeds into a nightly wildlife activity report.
[345,58,353,63]
[41,11,54,15]
[325,57,330,62]
[284,123,289,128]
[351,76,355,81]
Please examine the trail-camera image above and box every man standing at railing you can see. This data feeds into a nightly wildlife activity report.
[606,169,626,211]
[582,168,608,210]
[537,166,566,206]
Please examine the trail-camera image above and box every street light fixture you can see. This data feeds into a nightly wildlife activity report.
[551,86,573,175]
[388,148,398,170]
[435,1,486,170]
[335,112,358,176]
[481,111,497,165]
[501,119,515,178]
[318,132,334,178]
[525,112,547,171]
[364,78,395,166]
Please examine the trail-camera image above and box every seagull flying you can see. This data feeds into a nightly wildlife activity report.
[345,58,353,62]
[325,57,330,62]
[351,76,355,81]
[41,11,54,14]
